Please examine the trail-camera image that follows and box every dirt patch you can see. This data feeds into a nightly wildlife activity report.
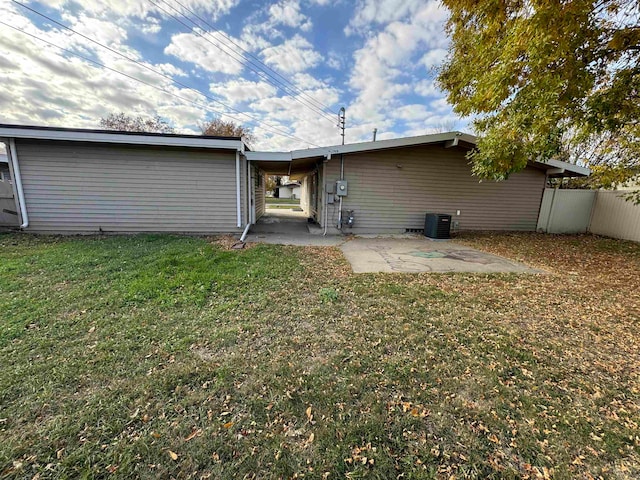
[209,235,257,251]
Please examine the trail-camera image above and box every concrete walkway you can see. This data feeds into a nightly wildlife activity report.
[245,212,344,246]
[340,237,542,273]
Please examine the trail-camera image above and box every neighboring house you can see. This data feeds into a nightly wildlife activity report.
[0,153,11,183]
[1,124,588,234]
[0,152,19,226]
[276,182,301,199]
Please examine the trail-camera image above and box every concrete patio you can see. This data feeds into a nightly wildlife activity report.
[246,217,541,273]
[340,237,543,273]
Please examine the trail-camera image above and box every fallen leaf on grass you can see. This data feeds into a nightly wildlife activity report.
[223,421,234,429]
[168,450,178,461]
[184,429,202,442]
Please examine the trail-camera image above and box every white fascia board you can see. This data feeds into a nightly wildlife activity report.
[0,127,243,151]
[290,131,477,159]
[245,151,292,161]
[541,159,591,176]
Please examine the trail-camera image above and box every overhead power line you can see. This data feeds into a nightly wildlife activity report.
[148,0,338,126]
[0,20,319,147]
[169,0,337,116]
[10,0,316,146]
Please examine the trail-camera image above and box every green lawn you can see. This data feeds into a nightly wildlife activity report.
[1,233,639,479]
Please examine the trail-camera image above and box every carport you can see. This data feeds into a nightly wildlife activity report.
[245,150,324,235]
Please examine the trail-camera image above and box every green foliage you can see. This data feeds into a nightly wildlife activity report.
[318,286,339,303]
[438,0,640,186]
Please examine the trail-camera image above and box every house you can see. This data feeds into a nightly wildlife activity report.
[275,182,301,199]
[0,124,589,235]
[247,133,589,234]
[0,125,252,233]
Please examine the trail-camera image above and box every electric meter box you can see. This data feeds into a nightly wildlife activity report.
[336,180,348,197]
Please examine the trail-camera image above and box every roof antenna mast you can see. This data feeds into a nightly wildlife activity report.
[338,107,346,145]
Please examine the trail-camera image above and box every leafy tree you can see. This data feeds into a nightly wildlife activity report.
[199,118,256,146]
[99,112,175,134]
[438,0,639,201]
[265,175,278,194]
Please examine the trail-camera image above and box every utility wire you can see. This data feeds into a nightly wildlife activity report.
[169,0,337,116]
[0,20,320,147]
[149,0,338,126]
[151,0,337,125]
[10,0,316,146]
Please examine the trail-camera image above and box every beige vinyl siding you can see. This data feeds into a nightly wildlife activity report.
[254,166,266,221]
[322,144,546,233]
[17,140,242,233]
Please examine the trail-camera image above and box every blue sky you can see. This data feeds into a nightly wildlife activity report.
[0,0,465,150]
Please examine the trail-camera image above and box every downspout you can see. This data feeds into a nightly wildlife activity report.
[7,138,28,229]
[236,153,251,244]
[240,222,251,242]
[235,150,241,228]
[246,156,252,224]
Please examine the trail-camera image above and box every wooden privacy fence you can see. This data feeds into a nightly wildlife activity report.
[537,188,640,242]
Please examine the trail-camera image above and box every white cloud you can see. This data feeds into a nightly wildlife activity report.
[347,1,451,127]
[268,0,313,31]
[0,0,468,152]
[429,97,450,112]
[326,53,342,70]
[0,10,210,132]
[140,16,162,35]
[414,79,439,97]
[421,48,447,69]
[261,35,322,74]
[64,14,128,45]
[164,32,244,75]
[347,0,446,34]
[392,104,430,121]
[211,79,277,105]
[50,0,240,22]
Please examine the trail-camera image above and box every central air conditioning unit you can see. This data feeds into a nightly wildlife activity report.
[424,213,451,239]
